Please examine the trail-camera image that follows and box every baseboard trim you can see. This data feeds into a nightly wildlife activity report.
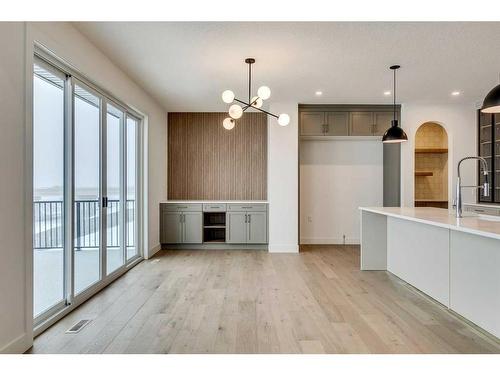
[148,243,162,259]
[268,244,299,253]
[0,333,32,354]
[162,243,268,251]
[300,238,360,245]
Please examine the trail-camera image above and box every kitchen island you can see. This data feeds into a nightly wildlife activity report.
[360,206,500,339]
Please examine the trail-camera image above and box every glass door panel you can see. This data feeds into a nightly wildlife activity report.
[106,103,125,274]
[126,116,138,261]
[33,62,66,318]
[73,83,101,294]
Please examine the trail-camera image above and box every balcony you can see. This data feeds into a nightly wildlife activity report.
[33,199,136,317]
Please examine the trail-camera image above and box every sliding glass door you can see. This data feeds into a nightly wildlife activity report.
[33,61,66,320]
[33,54,142,327]
[73,82,102,295]
[126,115,139,260]
[105,103,125,275]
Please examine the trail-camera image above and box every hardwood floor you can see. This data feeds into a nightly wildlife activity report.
[30,245,500,354]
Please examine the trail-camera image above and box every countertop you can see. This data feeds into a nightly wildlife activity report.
[161,200,268,204]
[360,206,500,241]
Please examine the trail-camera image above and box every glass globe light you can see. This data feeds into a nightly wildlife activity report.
[257,86,271,100]
[221,90,235,104]
[278,113,290,126]
[228,104,243,119]
[251,96,263,108]
[223,117,235,130]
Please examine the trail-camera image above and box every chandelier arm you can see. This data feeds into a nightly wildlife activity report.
[234,98,279,119]
[240,97,260,112]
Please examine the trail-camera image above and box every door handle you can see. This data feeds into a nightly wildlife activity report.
[248,214,251,223]
[244,214,247,223]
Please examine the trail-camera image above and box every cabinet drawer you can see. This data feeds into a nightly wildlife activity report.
[162,203,202,212]
[227,203,267,212]
[203,203,227,212]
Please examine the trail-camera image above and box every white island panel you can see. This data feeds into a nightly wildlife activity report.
[387,217,450,306]
[450,231,500,338]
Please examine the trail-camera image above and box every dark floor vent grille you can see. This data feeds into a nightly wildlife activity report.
[66,319,91,334]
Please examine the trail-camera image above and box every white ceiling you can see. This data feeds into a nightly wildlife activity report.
[74,22,500,112]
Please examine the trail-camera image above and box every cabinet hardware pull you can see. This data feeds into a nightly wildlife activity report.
[244,214,247,223]
[248,214,251,223]
[242,206,252,209]
[178,206,188,209]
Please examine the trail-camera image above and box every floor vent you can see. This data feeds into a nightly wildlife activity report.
[66,319,91,334]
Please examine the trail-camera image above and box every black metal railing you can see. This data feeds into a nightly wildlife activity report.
[33,200,135,250]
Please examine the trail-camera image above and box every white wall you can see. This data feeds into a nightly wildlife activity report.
[400,103,478,207]
[267,103,299,253]
[0,22,30,354]
[0,22,167,354]
[300,140,383,244]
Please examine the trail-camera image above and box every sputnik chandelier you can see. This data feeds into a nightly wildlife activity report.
[221,58,290,130]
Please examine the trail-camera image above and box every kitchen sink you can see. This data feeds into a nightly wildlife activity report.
[478,214,500,222]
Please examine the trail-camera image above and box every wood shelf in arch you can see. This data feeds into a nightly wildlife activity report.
[415,171,434,177]
[415,148,448,154]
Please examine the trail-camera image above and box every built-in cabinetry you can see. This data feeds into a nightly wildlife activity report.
[478,111,500,203]
[300,105,399,137]
[160,202,268,247]
[160,203,203,244]
[226,204,268,244]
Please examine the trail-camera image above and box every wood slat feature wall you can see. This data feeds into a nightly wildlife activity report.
[168,112,267,200]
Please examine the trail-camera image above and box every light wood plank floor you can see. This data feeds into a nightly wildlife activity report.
[30,246,500,354]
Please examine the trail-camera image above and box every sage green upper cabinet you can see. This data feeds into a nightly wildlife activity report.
[300,111,349,136]
[325,112,349,136]
[373,111,396,136]
[300,111,325,135]
[349,112,375,136]
[299,105,400,138]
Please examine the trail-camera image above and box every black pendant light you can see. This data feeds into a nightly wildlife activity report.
[481,78,500,113]
[382,65,408,143]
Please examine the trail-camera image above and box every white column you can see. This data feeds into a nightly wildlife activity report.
[267,102,299,253]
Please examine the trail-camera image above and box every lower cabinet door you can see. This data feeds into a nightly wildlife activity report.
[247,212,267,244]
[182,212,203,244]
[161,211,182,243]
[226,212,247,243]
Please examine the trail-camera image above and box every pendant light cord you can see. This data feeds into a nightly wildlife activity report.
[248,63,252,103]
[393,67,396,124]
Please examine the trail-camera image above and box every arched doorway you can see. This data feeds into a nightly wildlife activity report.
[414,122,449,208]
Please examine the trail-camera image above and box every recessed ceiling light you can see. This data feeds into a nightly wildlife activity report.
[451,91,461,96]
[384,91,391,96]
[315,91,323,96]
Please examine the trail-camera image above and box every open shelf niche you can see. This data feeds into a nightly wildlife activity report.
[414,122,449,209]
[203,212,226,243]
